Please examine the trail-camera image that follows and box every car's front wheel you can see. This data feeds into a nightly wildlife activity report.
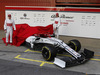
[67,39,81,52]
[42,45,57,61]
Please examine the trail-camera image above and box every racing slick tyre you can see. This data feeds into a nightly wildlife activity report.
[42,45,57,61]
[25,42,31,48]
[67,39,81,52]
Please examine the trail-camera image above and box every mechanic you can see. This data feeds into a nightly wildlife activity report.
[53,13,61,39]
[4,14,16,46]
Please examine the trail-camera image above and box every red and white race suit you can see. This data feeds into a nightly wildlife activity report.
[4,19,16,43]
[53,17,61,38]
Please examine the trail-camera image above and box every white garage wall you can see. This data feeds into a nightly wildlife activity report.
[5,6,100,39]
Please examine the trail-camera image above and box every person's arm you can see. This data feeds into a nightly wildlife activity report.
[4,20,7,33]
[57,18,61,29]
[13,20,16,30]
[53,18,56,31]
[4,20,7,30]
[53,18,55,25]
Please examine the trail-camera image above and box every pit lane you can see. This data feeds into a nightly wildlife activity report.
[13,48,100,74]
[0,39,100,75]
[14,49,100,67]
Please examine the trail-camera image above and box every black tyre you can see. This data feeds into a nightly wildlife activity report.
[67,39,81,52]
[42,45,57,61]
[25,42,31,48]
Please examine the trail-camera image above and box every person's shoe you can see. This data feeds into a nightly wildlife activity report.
[5,43,8,46]
[10,43,13,46]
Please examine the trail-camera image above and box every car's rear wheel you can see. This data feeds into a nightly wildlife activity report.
[42,45,57,61]
[67,39,81,52]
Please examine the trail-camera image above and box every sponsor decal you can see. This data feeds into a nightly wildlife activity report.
[60,14,74,19]
[51,14,74,26]
[20,13,30,20]
[51,14,74,19]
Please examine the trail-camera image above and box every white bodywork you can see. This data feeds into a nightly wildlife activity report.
[26,36,81,59]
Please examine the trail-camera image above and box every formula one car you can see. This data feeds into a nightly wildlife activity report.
[25,34,94,68]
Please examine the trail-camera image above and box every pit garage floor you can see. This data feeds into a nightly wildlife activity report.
[0,39,100,75]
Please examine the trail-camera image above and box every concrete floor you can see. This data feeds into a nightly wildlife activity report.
[0,30,100,75]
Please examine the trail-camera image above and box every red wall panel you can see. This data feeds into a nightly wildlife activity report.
[56,0,100,6]
[0,3,5,30]
[56,0,100,3]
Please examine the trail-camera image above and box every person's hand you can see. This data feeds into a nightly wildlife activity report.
[55,27,58,30]
[4,30,7,33]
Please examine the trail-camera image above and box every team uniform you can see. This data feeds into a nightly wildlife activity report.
[4,18,16,44]
[53,17,61,39]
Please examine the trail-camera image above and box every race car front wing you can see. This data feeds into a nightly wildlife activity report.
[53,48,94,68]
